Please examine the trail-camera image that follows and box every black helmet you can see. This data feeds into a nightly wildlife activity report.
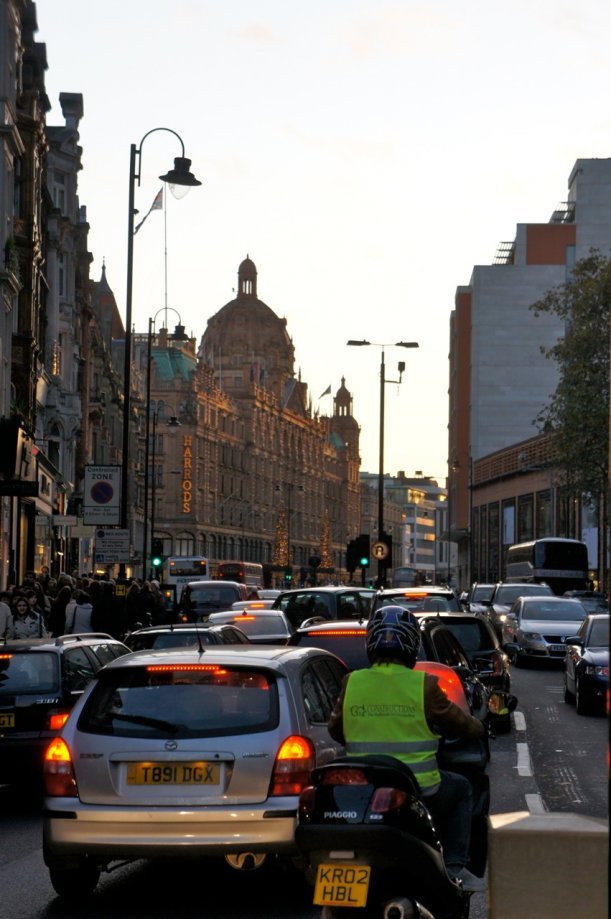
[366,605,421,666]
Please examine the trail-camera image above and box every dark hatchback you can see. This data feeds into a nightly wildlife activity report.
[272,587,376,630]
[0,633,129,785]
[563,613,609,715]
[125,622,251,652]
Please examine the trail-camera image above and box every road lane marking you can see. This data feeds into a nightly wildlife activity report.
[516,742,533,776]
[526,793,546,814]
[513,710,526,731]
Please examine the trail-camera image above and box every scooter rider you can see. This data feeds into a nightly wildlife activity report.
[327,604,487,893]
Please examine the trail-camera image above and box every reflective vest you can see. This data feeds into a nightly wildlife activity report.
[343,663,441,794]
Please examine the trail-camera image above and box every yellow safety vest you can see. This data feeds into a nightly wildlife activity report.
[343,663,441,794]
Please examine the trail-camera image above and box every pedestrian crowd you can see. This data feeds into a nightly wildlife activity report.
[0,567,170,641]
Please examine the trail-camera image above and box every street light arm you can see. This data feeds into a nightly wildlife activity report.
[133,127,186,185]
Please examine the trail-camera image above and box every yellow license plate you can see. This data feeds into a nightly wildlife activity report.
[126,762,220,786]
[314,863,371,908]
[0,713,15,729]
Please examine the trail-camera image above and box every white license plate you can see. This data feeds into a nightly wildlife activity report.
[126,762,220,786]
[549,644,565,653]
[313,863,371,908]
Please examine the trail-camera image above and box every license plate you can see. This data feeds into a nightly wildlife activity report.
[549,645,565,653]
[0,713,15,729]
[126,762,220,786]
[314,863,371,908]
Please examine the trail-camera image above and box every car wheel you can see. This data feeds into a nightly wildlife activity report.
[49,865,100,899]
[564,678,575,704]
[513,651,524,668]
[575,678,591,716]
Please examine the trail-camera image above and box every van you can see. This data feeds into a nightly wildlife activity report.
[179,580,248,622]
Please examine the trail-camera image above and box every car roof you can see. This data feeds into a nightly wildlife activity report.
[520,595,584,603]
[100,644,335,673]
[381,586,456,596]
[0,633,120,651]
[185,580,243,588]
[293,619,367,634]
[278,586,375,595]
[129,623,228,634]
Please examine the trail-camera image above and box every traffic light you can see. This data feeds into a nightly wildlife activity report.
[151,538,164,569]
[346,539,358,573]
[284,567,293,584]
[355,534,370,568]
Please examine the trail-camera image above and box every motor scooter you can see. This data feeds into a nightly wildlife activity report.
[296,667,517,919]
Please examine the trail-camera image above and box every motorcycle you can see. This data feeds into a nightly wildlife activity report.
[296,667,517,919]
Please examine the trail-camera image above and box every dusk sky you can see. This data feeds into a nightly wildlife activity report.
[37,1,611,480]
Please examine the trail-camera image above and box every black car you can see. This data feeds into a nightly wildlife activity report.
[563,613,609,715]
[0,632,129,786]
[125,622,251,651]
[272,587,376,630]
[372,586,462,614]
[288,617,490,726]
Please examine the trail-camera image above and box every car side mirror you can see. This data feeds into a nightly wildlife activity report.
[564,635,582,645]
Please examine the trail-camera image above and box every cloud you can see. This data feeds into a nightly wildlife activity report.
[344,3,462,59]
[234,21,283,45]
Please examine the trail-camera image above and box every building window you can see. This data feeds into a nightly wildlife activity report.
[58,253,66,297]
[517,494,534,542]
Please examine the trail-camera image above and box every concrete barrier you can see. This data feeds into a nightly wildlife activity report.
[488,811,608,919]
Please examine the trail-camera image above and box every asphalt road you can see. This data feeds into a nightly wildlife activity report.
[0,661,606,918]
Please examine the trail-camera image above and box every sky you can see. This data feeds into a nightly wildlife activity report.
[36,1,611,482]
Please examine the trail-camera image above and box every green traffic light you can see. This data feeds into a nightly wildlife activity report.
[152,557,162,567]
[359,557,369,567]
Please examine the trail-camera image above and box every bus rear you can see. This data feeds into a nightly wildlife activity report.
[166,556,211,590]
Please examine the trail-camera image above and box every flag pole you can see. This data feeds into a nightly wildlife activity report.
[163,188,168,329]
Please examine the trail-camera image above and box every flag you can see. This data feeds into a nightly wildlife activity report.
[319,385,331,399]
[134,187,164,234]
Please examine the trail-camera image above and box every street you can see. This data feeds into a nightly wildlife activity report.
[0,662,607,919]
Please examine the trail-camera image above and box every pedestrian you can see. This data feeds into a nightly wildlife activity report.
[11,592,49,638]
[133,581,157,629]
[0,593,13,639]
[124,581,142,633]
[149,580,168,625]
[64,589,94,634]
[48,585,73,637]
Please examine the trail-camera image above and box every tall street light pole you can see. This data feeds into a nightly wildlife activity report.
[121,128,201,576]
[348,339,419,589]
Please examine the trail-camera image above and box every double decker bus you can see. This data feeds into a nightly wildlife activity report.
[505,538,589,595]
[217,561,264,590]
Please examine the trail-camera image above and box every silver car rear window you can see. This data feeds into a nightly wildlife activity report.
[0,651,59,694]
[79,664,279,738]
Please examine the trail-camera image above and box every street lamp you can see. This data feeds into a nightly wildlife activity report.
[141,308,189,579]
[347,339,419,588]
[121,128,201,569]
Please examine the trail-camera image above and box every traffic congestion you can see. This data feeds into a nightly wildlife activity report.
[0,567,607,918]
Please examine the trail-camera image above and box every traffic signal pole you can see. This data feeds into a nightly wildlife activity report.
[377,349,385,590]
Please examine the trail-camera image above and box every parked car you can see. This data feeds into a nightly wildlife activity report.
[0,633,129,787]
[563,613,609,715]
[42,645,348,898]
[231,599,275,611]
[207,609,292,644]
[485,581,554,639]
[465,583,496,614]
[372,586,462,614]
[124,622,251,652]
[502,596,588,665]
[178,581,248,621]
[272,587,375,629]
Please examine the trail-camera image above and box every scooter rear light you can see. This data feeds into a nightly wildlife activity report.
[370,787,408,813]
[321,768,368,785]
[47,710,70,731]
[298,785,316,817]
[269,735,315,796]
[43,737,78,797]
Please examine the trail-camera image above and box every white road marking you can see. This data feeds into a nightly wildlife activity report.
[513,710,526,731]
[516,742,533,776]
[526,793,546,814]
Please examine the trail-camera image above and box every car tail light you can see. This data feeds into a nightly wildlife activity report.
[43,737,78,797]
[321,767,368,785]
[269,735,315,796]
[235,615,256,621]
[47,711,70,731]
[414,661,470,714]
[492,651,505,675]
[370,787,408,813]
[308,629,366,637]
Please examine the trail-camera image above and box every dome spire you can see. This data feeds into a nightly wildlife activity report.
[238,256,257,298]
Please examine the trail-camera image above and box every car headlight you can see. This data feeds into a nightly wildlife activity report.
[520,631,542,641]
[585,665,609,677]
[498,613,508,622]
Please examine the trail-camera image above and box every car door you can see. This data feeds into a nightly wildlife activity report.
[299,656,347,763]
[62,647,97,697]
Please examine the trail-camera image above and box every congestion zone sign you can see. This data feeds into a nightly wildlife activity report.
[83,465,122,525]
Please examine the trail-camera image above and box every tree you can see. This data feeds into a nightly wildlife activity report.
[530,249,610,589]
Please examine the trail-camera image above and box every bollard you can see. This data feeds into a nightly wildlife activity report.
[488,811,608,919]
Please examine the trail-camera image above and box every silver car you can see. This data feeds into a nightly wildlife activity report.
[502,596,587,664]
[42,645,347,899]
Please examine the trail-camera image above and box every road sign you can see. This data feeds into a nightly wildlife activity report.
[94,528,130,564]
[83,465,122,524]
[371,540,389,560]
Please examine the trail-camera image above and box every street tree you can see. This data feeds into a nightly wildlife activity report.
[530,248,610,589]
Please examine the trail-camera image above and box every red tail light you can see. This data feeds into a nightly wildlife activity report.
[269,735,315,796]
[370,787,408,813]
[43,737,78,797]
[47,711,70,731]
[414,661,470,714]
[321,767,368,785]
